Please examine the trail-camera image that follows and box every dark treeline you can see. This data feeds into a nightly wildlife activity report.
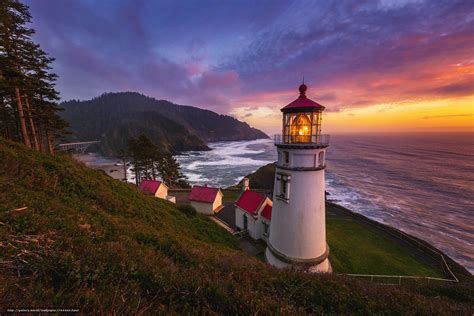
[128,134,189,188]
[0,0,67,153]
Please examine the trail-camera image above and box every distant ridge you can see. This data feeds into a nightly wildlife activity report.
[60,92,268,155]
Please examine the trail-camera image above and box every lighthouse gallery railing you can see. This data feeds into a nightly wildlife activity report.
[274,134,330,146]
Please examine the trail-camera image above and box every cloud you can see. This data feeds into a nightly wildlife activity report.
[222,0,474,108]
[422,114,472,120]
[23,0,474,122]
[426,78,474,97]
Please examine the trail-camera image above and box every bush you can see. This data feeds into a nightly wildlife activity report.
[177,204,197,217]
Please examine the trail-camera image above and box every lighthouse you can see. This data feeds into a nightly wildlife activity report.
[265,83,331,273]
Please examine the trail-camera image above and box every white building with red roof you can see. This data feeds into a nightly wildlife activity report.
[188,185,224,215]
[234,179,272,241]
[138,179,176,203]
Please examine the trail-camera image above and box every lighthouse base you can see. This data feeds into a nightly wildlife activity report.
[265,246,332,273]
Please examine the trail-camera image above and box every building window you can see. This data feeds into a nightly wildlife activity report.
[318,151,325,167]
[276,173,290,200]
[284,151,289,164]
[281,178,287,195]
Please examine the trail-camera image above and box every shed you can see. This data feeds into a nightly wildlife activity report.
[138,179,175,203]
[188,185,224,215]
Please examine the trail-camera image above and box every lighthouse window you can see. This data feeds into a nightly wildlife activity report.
[283,151,289,164]
[318,151,325,167]
[263,222,269,236]
[277,173,290,200]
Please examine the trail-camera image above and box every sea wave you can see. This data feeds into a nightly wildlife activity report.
[177,138,275,187]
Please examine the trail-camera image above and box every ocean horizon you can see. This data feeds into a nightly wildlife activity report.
[177,132,474,274]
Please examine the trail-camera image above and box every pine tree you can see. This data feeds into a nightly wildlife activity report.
[158,152,189,188]
[0,0,67,152]
[128,134,189,188]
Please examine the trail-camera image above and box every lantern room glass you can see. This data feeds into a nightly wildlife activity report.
[283,111,322,144]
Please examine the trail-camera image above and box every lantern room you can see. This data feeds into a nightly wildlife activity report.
[280,84,325,144]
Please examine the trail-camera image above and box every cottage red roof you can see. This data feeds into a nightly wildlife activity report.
[281,84,325,113]
[235,190,266,215]
[189,186,220,203]
[261,204,272,220]
[139,179,162,195]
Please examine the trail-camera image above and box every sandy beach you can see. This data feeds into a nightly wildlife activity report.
[73,153,129,182]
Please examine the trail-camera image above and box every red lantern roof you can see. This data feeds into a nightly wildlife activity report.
[281,84,325,113]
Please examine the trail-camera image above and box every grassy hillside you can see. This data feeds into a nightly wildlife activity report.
[0,138,472,314]
[327,216,441,276]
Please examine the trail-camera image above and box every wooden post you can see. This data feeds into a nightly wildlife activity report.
[14,87,31,148]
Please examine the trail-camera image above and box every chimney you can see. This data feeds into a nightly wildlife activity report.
[243,178,250,191]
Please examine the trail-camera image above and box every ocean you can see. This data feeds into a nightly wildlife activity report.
[176,133,474,274]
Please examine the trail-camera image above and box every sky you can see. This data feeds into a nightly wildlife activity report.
[24,0,474,134]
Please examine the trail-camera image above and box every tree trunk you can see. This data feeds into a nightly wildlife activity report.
[122,155,128,182]
[24,95,40,150]
[14,86,31,147]
[46,130,54,154]
[151,159,156,180]
[37,124,44,152]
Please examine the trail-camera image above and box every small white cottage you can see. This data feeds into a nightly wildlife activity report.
[138,179,176,203]
[234,182,272,241]
[188,185,224,215]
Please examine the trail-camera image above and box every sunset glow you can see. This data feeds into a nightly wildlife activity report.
[24,0,474,134]
[233,95,474,134]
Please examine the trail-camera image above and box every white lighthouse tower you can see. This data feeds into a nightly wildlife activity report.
[265,83,331,273]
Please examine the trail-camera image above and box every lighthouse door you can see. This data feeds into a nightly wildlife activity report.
[243,215,248,230]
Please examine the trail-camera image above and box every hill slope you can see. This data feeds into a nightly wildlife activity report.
[60,92,268,155]
[231,162,276,190]
[0,139,472,313]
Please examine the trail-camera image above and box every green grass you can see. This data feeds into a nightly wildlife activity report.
[327,217,443,277]
[221,190,241,202]
[0,138,472,314]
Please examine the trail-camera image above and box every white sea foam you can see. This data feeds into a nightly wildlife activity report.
[177,139,276,187]
[185,172,213,183]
